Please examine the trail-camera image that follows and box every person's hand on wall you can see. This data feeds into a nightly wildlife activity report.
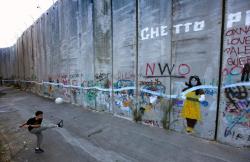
[149,96,157,104]
[181,94,186,100]
[199,94,205,102]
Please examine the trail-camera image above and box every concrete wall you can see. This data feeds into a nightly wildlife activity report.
[112,0,136,118]
[138,0,172,128]
[93,0,112,112]
[1,0,250,147]
[217,0,250,147]
[170,0,222,140]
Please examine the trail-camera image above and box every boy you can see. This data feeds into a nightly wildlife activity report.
[20,111,63,153]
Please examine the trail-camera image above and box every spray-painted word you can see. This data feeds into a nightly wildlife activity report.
[145,63,190,78]
[227,10,250,28]
[141,21,205,40]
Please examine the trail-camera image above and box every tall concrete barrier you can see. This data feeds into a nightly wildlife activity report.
[218,0,250,147]
[112,0,136,118]
[170,0,222,140]
[1,0,250,147]
[138,0,172,128]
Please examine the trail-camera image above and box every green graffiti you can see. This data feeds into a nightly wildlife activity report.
[84,90,97,102]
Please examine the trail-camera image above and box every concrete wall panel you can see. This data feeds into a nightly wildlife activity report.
[170,0,222,140]
[78,0,95,108]
[93,0,112,112]
[138,0,172,128]
[112,0,136,118]
[218,0,250,147]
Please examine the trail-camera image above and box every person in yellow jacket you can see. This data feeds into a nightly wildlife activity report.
[181,76,205,134]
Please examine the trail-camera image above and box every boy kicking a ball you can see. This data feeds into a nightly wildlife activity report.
[20,111,63,153]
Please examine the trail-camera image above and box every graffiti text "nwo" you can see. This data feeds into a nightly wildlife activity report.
[145,63,190,78]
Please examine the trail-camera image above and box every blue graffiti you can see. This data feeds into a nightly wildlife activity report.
[224,110,248,137]
[114,80,134,96]
[201,101,209,107]
[140,84,166,104]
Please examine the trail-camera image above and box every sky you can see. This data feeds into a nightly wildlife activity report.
[0,0,57,48]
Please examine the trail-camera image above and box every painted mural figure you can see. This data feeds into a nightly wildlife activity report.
[241,63,250,82]
[181,76,205,134]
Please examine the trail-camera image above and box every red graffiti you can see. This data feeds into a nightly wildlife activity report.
[227,36,250,45]
[225,26,250,37]
[139,79,162,85]
[146,63,155,76]
[143,120,160,127]
[224,45,250,56]
[224,26,250,78]
[145,63,190,77]
[178,64,190,76]
[227,56,250,66]
[222,65,243,76]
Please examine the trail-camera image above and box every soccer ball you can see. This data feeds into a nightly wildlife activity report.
[55,97,64,104]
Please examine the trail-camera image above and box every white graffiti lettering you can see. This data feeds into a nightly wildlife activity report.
[227,10,250,28]
[141,20,205,40]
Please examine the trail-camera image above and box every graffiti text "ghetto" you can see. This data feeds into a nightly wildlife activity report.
[141,21,205,40]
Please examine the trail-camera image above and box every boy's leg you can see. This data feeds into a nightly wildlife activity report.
[29,130,43,152]
[186,118,192,132]
[36,124,58,132]
[40,120,63,130]
[186,118,197,133]
[30,123,58,134]
[189,119,197,128]
[36,132,43,148]
[30,126,55,151]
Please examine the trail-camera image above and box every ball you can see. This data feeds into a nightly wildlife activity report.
[55,97,64,104]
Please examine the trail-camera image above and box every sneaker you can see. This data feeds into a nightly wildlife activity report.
[185,127,192,134]
[186,130,192,135]
[57,120,63,128]
[35,148,43,153]
[39,148,44,152]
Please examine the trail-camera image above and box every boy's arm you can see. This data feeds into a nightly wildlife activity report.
[20,123,41,128]
[30,124,41,128]
[19,122,28,128]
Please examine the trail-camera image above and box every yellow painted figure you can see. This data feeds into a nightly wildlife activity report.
[181,91,201,121]
[181,76,205,133]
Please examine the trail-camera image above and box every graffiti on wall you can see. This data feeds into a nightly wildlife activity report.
[141,20,205,40]
[43,77,55,97]
[139,78,167,127]
[114,79,134,116]
[223,26,250,78]
[95,73,111,111]
[222,9,250,144]
[223,28,250,86]
[144,63,191,78]
[223,85,250,143]
[82,80,96,107]
[71,83,81,104]
[226,10,250,29]
[117,71,135,80]
[223,9,250,82]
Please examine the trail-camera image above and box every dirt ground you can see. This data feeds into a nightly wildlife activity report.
[0,88,31,162]
[0,107,32,162]
[0,134,11,162]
